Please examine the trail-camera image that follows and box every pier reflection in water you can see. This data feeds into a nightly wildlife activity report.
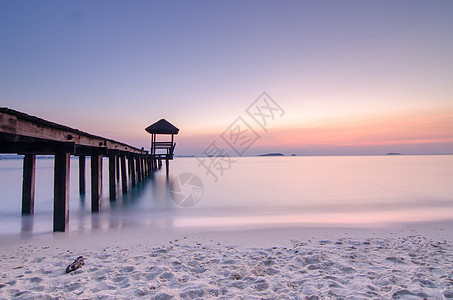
[0,157,177,235]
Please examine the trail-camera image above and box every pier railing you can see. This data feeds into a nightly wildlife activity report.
[0,107,161,232]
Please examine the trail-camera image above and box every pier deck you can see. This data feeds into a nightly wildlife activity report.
[0,108,160,232]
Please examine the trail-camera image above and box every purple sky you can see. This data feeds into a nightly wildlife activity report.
[1,0,452,155]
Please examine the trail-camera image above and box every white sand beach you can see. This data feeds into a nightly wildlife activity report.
[1,222,453,299]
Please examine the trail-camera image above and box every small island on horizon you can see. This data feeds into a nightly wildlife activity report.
[258,153,284,157]
[386,152,402,155]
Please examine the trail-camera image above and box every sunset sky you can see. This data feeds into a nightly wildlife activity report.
[1,0,452,156]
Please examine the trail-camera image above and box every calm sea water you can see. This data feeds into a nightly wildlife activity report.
[0,155,452,235]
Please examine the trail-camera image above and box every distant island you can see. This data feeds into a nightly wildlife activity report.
[258,153,284,157]
[386,153,402,155]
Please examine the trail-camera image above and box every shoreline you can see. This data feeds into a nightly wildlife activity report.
[2,218,453,249]
[1,221,453,298]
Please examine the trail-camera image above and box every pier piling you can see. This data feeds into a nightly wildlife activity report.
[115,155,120,182]
[120,155,128,193]
[165,159,169,176]
[53,149,70,232]
[109,152,117,201]
[79,156,86,195]
[21,154,36,215]
[135,155,141,182]
[91,153,102,212]
[130,155,136,186]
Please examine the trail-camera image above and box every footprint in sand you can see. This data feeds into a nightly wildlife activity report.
[265,267,279,275]
[95,282,117,291]
[151,292,173,300]
[444,290,453,298]
[191,266,207,274]
[319,240,332,245]
[392,289,428,299]
[179,288,205,299]
[229,281,246,290]
[323,275,348,285]
[206,288,225,297]
[65,282,82,292]
[159,271,175,281]
[30,285,45,292]
[133,288,149,296]
[12,290,30,297]
[28,277,43,284]
[386,257,406,264]
[413,278,437,288]
[253,279,269,291]
[95,275,106,282]
[222,259,237,265]
[119,266,135,273]
[144,267,164,280]
[111,276,129,285]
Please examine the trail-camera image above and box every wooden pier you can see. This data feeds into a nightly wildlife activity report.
[0,108,164,232]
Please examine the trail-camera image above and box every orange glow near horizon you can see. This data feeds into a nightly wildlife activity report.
[253,110,453,148]
[171,109,453,155]
[83,106,453,155]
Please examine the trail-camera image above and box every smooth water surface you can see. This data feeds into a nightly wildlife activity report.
[0,155,452,235]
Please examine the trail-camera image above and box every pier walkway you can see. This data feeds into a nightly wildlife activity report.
[0,108,161,232]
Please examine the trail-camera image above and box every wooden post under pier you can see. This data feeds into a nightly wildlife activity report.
[126,156,130,175]
[21,154,36,215]
[109,152,117,201]
[116,155,120,181]
[142,156,146,176]
[130,155,136,186]
[144,156,148,176]
[141,156,145,178]
[91,153,102,212]
[99,157,103,192]
[165,159,169,176]
[139,156,144,180]
[136,155,141,182]
[79,156,86,195]
[140,156,144,179]
[135,155,141,182]
[120,155,128,193]
[53,148,70,232]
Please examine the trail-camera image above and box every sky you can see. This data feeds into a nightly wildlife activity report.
[1,0,452,156]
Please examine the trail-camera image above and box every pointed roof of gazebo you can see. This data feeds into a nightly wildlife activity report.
[145,119,179,135]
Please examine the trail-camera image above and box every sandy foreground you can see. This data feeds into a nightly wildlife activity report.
[1,222,453,299]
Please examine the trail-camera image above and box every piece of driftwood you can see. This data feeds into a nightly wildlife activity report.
[66,256,85,273]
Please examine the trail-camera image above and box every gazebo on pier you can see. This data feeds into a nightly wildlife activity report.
[145,119,179,174]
